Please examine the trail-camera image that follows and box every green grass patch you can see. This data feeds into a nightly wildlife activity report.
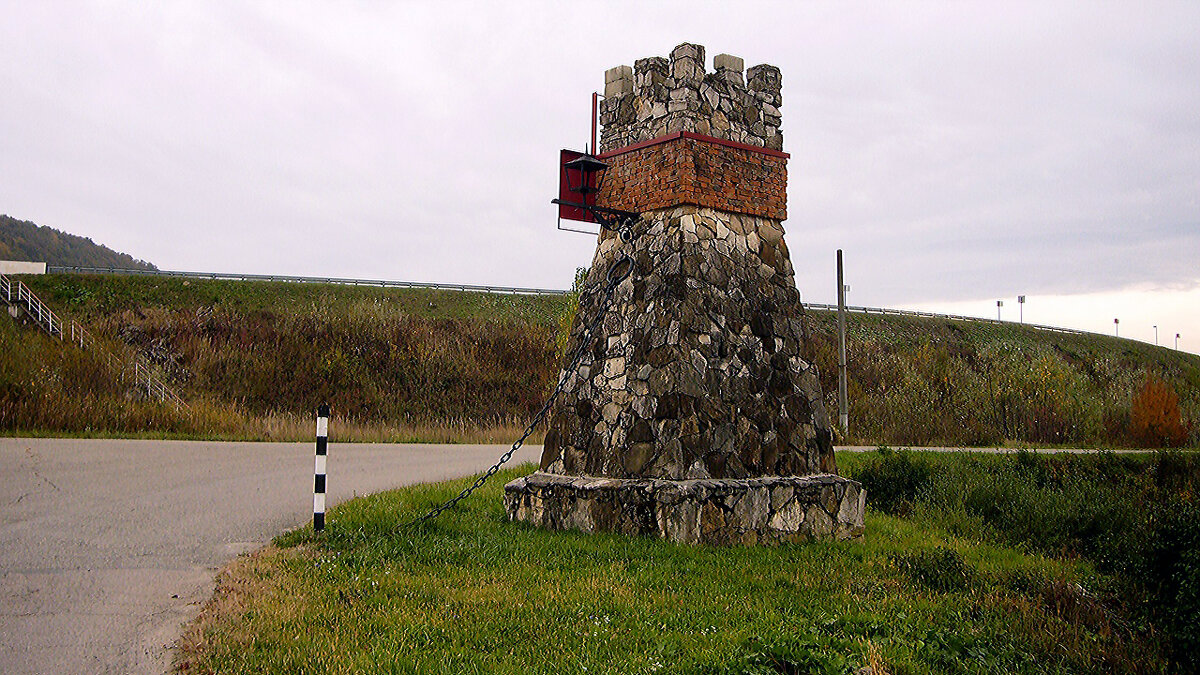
[180,455,1169,674]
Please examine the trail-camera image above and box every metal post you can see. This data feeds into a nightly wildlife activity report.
[1018,295,1025,323]
[1176,333,1181,350]
[1154,325,1158,345]
[996,300,1003,321]
[836,250,848,436]
[591,92,600,155]
[1114,318,1119,337]
[314,404,330,532]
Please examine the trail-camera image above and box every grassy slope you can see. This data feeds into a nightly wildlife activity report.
[5,273,1199,446]
[178,452,1181,675]
[5,274,566,441]
[804,310,1199,447]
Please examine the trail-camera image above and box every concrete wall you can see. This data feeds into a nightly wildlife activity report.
[0,260,47,275]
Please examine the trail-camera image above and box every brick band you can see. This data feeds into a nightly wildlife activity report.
[596,131,788,220]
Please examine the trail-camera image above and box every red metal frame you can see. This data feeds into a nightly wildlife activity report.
[591,92,599,154]
[556,148,599,224]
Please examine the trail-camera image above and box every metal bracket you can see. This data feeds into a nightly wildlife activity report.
[550,199,640,234]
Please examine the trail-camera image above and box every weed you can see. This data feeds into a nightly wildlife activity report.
[890,547,974,592]
[850,447,932,516]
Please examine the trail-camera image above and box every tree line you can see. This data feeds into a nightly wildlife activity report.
[0,214,156,271]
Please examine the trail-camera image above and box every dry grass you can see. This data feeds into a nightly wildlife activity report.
[176,546,309,673]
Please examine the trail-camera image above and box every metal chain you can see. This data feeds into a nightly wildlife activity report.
[400,224,639,529]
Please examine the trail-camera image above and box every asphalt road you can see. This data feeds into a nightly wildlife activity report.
[0,438,539,675]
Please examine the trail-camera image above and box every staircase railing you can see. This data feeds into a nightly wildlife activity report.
[2,273,186,408]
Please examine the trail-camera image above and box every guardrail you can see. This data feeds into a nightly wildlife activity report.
[802,302,1093,337]
[46,266,569,296]
[2,272,186,408]
[41,265,1104,340]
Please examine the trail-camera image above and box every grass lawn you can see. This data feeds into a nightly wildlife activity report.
[178,456,1149,675]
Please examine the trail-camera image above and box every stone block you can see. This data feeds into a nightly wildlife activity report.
[713,53,744,73]
[606,64,633,84]
[605,65,633,98]
[505,473,864,545]
[634,57,668,91]
[606,77,633,99]
[747,64,782,93]
[670,42,705,65]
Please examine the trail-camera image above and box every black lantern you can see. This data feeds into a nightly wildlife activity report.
[563,153,609,198]
[552,149,639,235]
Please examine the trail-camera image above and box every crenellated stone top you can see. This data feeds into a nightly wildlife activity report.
[599,42,783,154]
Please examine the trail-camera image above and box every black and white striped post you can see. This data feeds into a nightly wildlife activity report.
[314,404,330,532]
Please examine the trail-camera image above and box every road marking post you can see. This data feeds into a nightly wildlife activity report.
[314,404,330,532]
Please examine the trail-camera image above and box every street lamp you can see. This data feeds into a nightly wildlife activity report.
[562,153,608,196]
[996,300,1003,321]
[1154,325,1158,346]
[1114,318,1119,337]
[552,151,640,235]
[1017,295,1025,323]
[1177,333,1181,350]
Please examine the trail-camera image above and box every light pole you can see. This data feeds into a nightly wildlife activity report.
[1017,295,1025,323]
[1177,333,1181,350]
[1154,325,1158,345]
[836,251,848,436]
[1114,318,1119,337]
[996,300,1003,321]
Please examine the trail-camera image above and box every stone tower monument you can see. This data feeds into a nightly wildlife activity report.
[505,43,864,544]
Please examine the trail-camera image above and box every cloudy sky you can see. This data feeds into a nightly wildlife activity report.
[2,2,1197,351]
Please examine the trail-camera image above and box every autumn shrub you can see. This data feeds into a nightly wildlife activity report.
[1130,373,1190,447]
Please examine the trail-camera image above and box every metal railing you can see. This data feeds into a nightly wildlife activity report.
[802,302,1093,337]
[2,272,186,408]
[46,266,569,296]
[40,266,1103,340]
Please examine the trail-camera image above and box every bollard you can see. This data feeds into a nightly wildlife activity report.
[314,404,330,531]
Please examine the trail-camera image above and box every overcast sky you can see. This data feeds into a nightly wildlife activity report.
[2,2,1197,351]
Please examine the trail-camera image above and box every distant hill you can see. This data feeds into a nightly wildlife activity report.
[0,215,156,271]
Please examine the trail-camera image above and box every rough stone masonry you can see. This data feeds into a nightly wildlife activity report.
[505,43,865,545]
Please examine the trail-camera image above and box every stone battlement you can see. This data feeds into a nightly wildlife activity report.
[599,43,783,154]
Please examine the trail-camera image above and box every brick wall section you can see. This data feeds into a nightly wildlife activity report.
[596,132,788,220]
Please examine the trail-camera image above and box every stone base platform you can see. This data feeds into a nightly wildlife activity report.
[503,472,865,545]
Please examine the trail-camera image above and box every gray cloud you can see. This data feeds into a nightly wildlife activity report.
[1,1,1197,309]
